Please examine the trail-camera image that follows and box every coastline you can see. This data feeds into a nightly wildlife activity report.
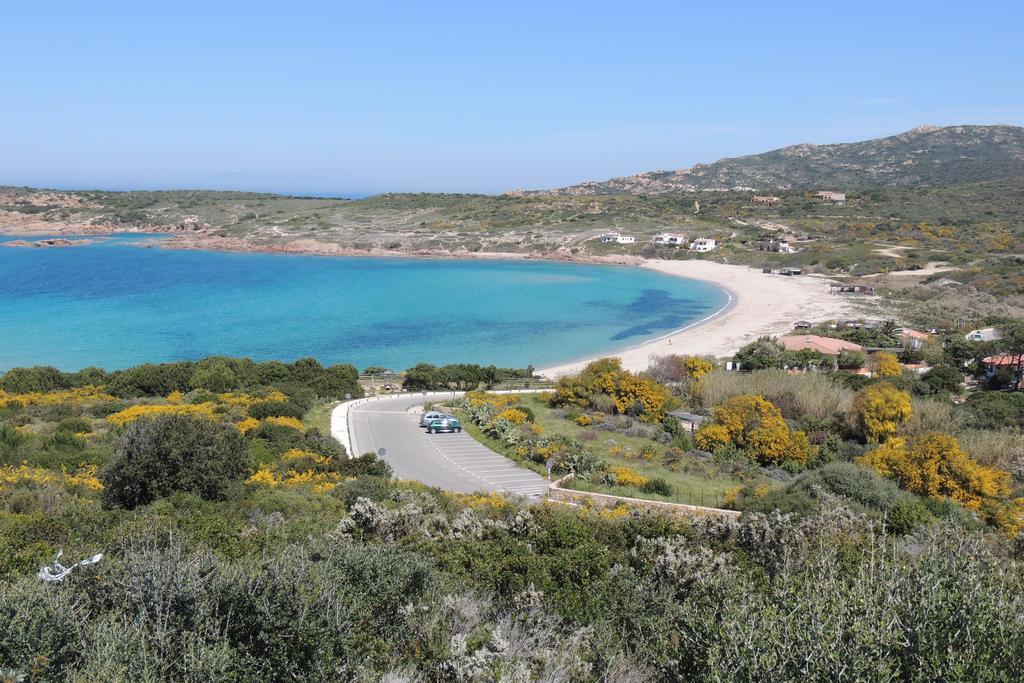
[1,227,864,375]
[538,260,862,377]
[161,235,861,375]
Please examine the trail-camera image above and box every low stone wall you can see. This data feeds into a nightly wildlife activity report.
[548,474,741,520]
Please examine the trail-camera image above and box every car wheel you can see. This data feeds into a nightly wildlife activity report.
[426,427,433,434]
[456,428,462,432]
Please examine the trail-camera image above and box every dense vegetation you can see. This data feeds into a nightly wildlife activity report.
[1,348,1024,679]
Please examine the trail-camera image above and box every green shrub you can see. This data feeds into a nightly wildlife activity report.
[0,366,70,393]
[248,400,304,420]
[56,417,92,434]
[886,497,933,534]
[42,430,85,452]
[100,414,251,509]
[514,405,536,422]
[341,453,393,478]
[957,391,1024,429]
[641,477,673,496]
[0,577,90,677]
[332,475,394,510]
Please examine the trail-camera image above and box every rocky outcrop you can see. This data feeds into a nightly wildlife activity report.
[1,238,93,248]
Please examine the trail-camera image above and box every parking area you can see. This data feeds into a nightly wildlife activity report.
[423,430,550,497]
[343,392,550,498]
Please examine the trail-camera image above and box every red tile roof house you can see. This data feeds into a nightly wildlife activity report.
[983,354,1024,385]
[899,328,931,350]
[778,335,865,356]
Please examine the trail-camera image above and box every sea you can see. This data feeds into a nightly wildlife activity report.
[0,234,729,372]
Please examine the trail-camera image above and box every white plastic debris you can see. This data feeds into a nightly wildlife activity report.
[37,549,103,582]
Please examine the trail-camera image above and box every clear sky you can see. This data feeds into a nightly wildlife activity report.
[2,1,1021,195]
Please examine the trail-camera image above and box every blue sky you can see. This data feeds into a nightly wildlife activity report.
[2,1,1021,195]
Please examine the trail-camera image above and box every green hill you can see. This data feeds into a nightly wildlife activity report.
[537,125,1024,194]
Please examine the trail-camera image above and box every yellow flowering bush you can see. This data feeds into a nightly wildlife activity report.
[235,417,261,433]
[858,432,1010,509]
[263,416,306,432]
[694,395,808,465]
[218,390,288,407]
[852,382,912,442]
[553,358,672,422]
[246,467,279,487]
[106,402,219,427]
[683,356,715,382]
[466,391,519,409]
[607,466,649,488]
[980,498,1024,538]
[282,469,345,494]
[694,423,732,452]
[65,464,104,492]
[246,466,346,494]
[494,408,528,425]
[451,492,508,509]
[0,464,103,494]
[873,352,903,378]
[282,448,335,469]
[599,503,631,520]
[166,390,184,404]
[0,386,115,408]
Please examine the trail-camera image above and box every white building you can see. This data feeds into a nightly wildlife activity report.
[600,232,635,244]
[755,239,796,253]
[690,238,717,252]
[652,232,687,246]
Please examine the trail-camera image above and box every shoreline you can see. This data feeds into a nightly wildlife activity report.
[1,228,864,375]
[538,260,862,377]
[1,227,649,266]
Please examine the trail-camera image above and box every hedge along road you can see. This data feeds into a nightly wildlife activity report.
[335,391,551,498]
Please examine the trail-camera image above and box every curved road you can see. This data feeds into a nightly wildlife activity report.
[341,392,550,497]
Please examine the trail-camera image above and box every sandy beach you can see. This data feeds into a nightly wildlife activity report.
[539,259,864,377]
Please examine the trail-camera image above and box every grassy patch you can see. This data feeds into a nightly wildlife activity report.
[457,395,754,504]
[304,401,335,435]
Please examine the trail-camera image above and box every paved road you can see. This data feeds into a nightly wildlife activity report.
[346,393,550,497]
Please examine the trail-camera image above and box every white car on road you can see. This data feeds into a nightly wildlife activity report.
[419,410,452,428]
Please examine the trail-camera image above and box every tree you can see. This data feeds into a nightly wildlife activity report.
[100,414,251,509]
[838,349,867,370]
[402,363,439,391]
[107,361,195,397]
[873,352,902,378]
[879,319,899,340]
[957,391,1024,429]
[313,364,361,399]
[921,365,963,395]
[996,320,1024,391]
[858,432,1010,509]
[188,361,239,393]
[852,382,912,442]
[0,366,70,393]
[734,337,787,370]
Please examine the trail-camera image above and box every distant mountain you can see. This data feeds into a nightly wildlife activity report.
[528,125,1024,195]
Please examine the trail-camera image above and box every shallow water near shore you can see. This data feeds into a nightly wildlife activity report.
[0,234,728,371]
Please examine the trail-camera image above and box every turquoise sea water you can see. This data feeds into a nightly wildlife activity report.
[0,234,729,371]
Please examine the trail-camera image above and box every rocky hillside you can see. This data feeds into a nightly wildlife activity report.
[530,125,1024,194]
